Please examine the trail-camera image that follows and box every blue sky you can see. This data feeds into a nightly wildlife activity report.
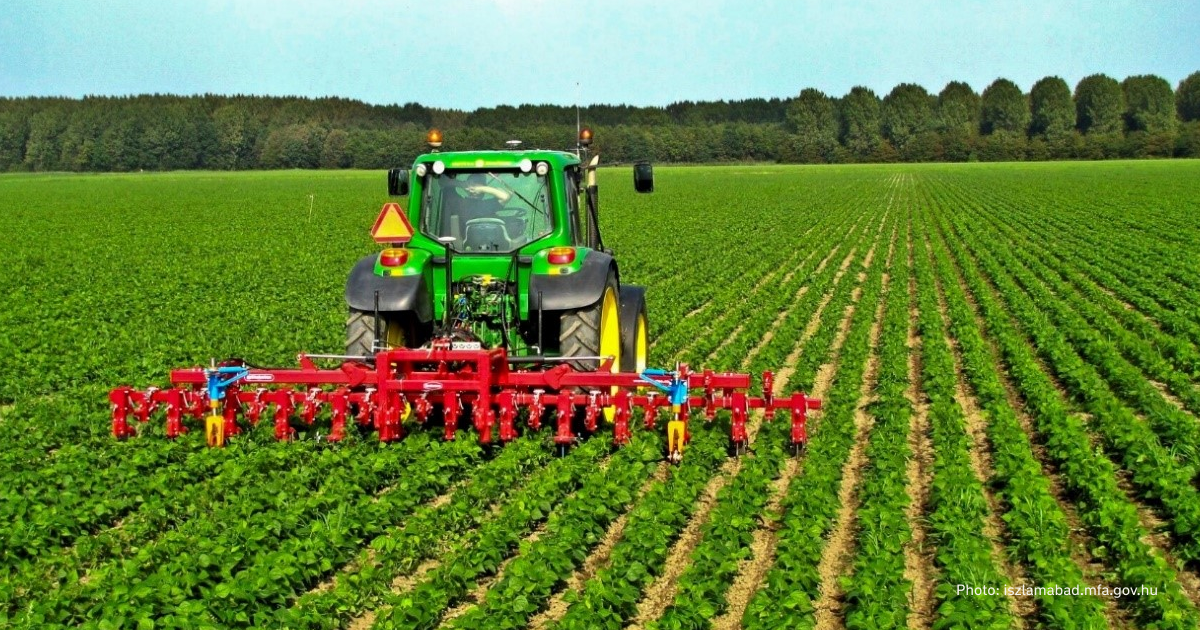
[0,0,1196,109]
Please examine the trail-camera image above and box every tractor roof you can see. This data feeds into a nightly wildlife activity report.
[413,150,581,170]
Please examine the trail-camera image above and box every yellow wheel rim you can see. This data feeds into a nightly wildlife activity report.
[601,287,620,422]
[635,313,648,373]
[386,320,406,349]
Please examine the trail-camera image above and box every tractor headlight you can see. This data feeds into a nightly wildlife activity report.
[535,161,549,176]
[415,163,427,177]
[519,159,533,173]
[432,161,445,175]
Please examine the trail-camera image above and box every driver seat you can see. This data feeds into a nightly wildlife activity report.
[463,218,513,252]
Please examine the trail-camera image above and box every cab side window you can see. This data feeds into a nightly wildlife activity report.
[565,168,585,246]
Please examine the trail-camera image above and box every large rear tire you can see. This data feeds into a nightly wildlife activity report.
[346,310,411,356]
[559,271,621,373]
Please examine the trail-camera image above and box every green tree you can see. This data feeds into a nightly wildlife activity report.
[787,88,838,140]
[1122,74,1176,133]
[1029,76,1074,137]
[937,82,980,161]
[937,81,980,132]
[320,128,350,168]
[1178,71,1200,121]
[260,124,325,169]
[786,88,839,162]
[0,110,29,170]
[213,104,262,169]
[1176,121,1200,156]
[1074,74,1124,133]
[977,129,1027,161]
[881,83,934,156]
[980,78,1029,134]
[839,86,882,160]
[23,108,67,171]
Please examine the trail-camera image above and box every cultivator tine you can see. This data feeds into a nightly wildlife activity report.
[762,371,775,411]
[474,395,494,444]
[584,391,602,433]
[378,393,407,442]
[328,388,349,442]
[109,387,138,439]
[247,389,267,423]
[410,392,428,424]
[554,390,574,448]
[643,394,658,429]
[497,391,517,443]
[613,390,632,446]
[270,391,294,441]
[221,391,241,435]
[528,390,544,430]
[730,392,749,447]
[164,389,186,439]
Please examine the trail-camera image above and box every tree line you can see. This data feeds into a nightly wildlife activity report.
[1,72,1198,172]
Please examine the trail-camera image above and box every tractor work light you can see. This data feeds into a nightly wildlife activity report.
[547,246,576,265]
[432,160,445,175]
[426,128,443,149]
[519,159,533,173]
[379,248,409,267]
[415,163,427,177]
[579,127,593,146]
[535,161,549,176]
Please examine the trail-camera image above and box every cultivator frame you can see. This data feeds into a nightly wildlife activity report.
[109,344,821,459]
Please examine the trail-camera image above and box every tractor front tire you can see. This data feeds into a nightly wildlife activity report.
[559,272,621,373]
[346,310,412,356]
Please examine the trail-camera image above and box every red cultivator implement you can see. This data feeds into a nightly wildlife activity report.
[109,344,821,461]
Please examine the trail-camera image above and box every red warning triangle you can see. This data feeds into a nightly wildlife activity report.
[371,202,414,244]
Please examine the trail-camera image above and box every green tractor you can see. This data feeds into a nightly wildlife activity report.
[344,129,654,375]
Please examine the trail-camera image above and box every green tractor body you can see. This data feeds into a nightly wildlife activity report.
[345,137,653,374]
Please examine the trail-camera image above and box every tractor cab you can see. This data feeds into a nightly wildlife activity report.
[346,129,654,374]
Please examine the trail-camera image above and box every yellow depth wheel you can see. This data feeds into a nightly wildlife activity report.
[206,414,226,447]
[667,404,686,464]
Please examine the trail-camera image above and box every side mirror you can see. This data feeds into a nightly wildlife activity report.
[633,161,654,193]
[387,168,410,196]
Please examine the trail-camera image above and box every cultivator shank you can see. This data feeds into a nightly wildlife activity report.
[109,345,821,459]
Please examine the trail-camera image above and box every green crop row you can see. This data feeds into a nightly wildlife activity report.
[922,209,1108,628]
[1,433,329,611]
[548,423,731,630]
[910,219,1013,630]
[951,189,1200,467]
[943,203,1200,566]
[963,177,1200,352]
[364,433,626,629]
[645,419,790,630]
[16,432,457,627]
[741,205,889,630]
[441,430,665,630]
[276,434,551,629]
[927,194,1199,629]
[841,219,914,630]
[966,198,1200,395]
[745,203,887,395]
[688,206,862,371]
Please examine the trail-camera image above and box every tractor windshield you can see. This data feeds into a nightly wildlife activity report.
[420,170,552,254]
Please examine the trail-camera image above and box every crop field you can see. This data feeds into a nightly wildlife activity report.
[4,160,1200,630]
